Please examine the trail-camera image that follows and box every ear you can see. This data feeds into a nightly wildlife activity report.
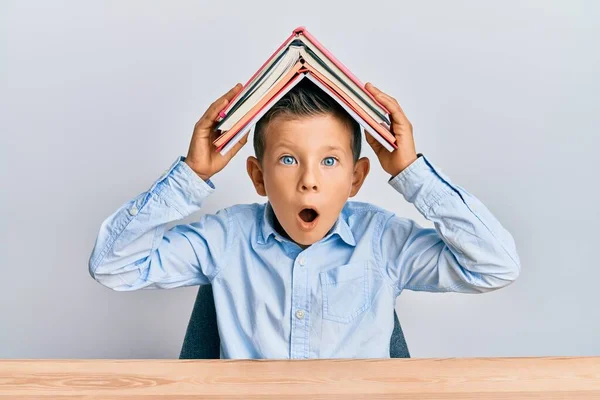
[246,156,267,197]
[349,157,370,197]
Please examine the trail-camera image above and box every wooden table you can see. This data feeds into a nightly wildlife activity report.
[1,357,599,399]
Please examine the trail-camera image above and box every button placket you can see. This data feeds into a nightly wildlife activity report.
[290,251,310,359]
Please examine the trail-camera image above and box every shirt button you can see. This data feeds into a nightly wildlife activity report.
[298,257,305,266]
[129,207,139,216]
[295,310,305,319]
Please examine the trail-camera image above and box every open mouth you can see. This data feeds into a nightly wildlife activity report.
[297,207,319,230]
[299,208,319,223]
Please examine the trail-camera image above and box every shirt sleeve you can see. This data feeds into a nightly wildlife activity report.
[88,156,232,291]
[378,155,521,295]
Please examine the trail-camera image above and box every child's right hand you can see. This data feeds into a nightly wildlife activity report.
[184,83,248,181]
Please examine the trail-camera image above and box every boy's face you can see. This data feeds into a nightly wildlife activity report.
[247,113,370,248]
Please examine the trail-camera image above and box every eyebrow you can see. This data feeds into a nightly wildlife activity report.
[323,145,346,153]
[270,142,348,155]
[271,141,297,152]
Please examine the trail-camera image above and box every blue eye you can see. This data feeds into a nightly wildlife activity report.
[322,157,337,167]
[280,155,297,165]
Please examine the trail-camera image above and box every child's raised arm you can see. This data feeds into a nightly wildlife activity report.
[88,84,246,291]
[379,156,521,294]
[363,83,520,294]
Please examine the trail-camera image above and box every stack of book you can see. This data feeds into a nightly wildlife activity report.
[214,26,397,155]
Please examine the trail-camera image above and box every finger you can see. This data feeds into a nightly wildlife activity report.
[365,82,396,103]
[365,82,379,95]
[365,82,395,101]
[370,92,410,129]
[212,83,243,117]
[366,82,406,111]
[197,83,243,130]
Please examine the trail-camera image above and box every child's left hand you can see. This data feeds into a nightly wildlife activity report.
[364,82,418,177]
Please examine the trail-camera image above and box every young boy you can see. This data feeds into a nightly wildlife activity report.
[89,79,520,359]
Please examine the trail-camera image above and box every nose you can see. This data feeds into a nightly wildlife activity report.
[298,165,319,193]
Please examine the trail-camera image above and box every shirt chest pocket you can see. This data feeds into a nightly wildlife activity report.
[319,261,370,323]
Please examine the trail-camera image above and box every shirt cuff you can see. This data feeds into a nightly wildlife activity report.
[388,155,456,216]
[147,156,216,217]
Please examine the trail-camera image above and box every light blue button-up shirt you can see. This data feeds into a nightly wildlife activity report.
[89,154,520,359]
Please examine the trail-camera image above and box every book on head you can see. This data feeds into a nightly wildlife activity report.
[214,26,397,155]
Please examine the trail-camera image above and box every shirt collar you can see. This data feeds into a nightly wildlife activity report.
[258,202,356,247]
